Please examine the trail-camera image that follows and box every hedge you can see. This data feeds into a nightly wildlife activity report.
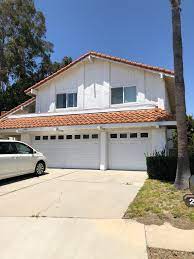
[146,156,194,182]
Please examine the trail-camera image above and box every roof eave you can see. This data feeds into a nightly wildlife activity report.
[0,120,177,133]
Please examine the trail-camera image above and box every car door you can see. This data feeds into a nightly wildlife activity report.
[14,142,34,174]
[0,142,19,180]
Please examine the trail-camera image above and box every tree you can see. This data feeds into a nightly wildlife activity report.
[0,0,53,83]
[170,0,191,189]
[173,115,194,155]
[36,56,72,83]
[0,0,72,112]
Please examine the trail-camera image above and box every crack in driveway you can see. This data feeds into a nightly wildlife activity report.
[36,191,64,217]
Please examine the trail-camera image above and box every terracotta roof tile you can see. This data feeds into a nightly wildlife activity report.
[25,51,174,94]
[0,109,175,130]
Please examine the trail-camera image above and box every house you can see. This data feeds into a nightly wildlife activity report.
[0,51,176,170]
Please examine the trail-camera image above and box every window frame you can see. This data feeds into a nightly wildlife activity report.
[58,135,64,140]
[83,134,89,140]
[56,93,66,109]
[66,135,72,140]
[110,133,117,139]
[120,133,127,139]
[56,92,77,109]
[140,133,149,138]
[92,134,98,139]
[130,133,138,139]
[111,86,136,105]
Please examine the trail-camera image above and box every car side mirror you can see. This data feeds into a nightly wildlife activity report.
[33,150,37,154]
[189,175,194,194]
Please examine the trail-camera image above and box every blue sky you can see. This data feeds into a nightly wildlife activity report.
[35,0,194,114]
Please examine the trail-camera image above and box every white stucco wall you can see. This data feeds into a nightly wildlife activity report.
[21,134,32,146]
[35,58,170,113]
[151,128,167,154]
[144,71,166,109]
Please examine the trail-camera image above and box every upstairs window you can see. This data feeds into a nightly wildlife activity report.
[111,86,136,105]
[56,94,66,108]
[67,93,77,108]
[56,93,77,108]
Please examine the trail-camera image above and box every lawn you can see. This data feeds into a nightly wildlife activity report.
[148,248,194,259]
[124,179,194,229]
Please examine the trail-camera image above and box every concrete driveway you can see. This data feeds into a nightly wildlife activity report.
[0,169,148,259]
[0,168,147,218]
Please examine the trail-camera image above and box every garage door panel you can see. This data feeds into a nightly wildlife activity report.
[32,135,100,169]
[108,132,151,171]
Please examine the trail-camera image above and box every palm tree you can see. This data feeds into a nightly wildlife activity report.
[170,0,191,189]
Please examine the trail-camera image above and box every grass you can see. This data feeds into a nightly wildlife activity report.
[124,179,194,229]
[148,248,194,259]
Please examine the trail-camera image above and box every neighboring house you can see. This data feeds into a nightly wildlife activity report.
[0,51,176,170]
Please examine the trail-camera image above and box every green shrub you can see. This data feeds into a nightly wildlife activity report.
[146,155,194,182]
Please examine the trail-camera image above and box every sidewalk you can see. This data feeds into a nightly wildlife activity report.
[0,217,148,259]
[0,217,193,259]
[145,222,194,252]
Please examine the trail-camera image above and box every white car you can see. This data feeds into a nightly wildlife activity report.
[0,140,47,180]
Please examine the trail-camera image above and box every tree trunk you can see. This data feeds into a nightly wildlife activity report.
[170,0,191,189]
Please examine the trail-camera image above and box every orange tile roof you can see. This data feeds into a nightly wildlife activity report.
[0,109,174,130]
[0,97,36,119]
[25,51,174,94]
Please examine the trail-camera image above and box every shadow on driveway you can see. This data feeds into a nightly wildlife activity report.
[0,172,49,187]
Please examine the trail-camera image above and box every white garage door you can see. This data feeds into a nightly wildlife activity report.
[108,131,151,170]
[32,133,100,169]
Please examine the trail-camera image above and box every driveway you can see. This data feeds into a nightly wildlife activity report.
[0,169,148,259]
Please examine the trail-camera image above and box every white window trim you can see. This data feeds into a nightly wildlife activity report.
[110,86,136,106]
[56,92,78,109]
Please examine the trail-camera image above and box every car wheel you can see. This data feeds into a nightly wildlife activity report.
[35,162,45,176]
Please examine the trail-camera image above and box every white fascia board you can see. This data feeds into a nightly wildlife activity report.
[163,74,174,78]
[156,121,176,126]
[0,121,176,134]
